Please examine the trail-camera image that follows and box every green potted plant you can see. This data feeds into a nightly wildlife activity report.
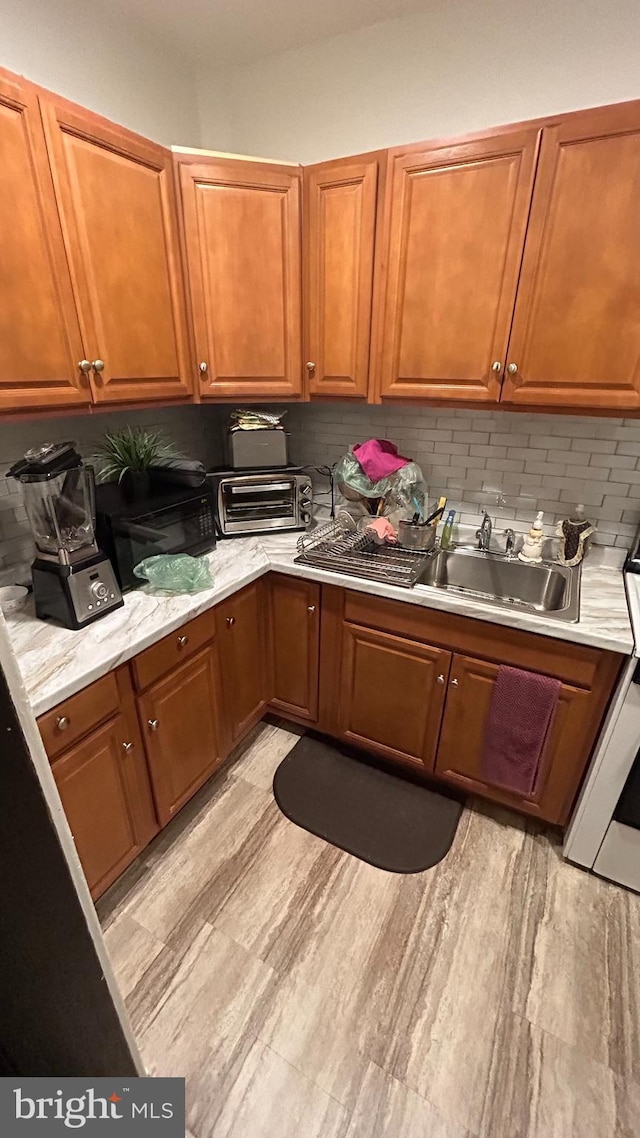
[94,426,179,501]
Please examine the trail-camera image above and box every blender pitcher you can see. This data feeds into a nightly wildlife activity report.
[21,458,98,563]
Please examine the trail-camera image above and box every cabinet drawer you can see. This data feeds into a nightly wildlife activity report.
[343,590,606,690]
[132,608,216,691]
[39,671,121,760]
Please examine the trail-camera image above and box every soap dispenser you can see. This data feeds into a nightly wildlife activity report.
[556,504,594,567]
[519,511,545,564]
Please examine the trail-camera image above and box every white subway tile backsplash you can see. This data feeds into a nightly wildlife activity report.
[285,403,640,550]
[433,441,470,456]
[571,437,617,453]
[490,432,530,447]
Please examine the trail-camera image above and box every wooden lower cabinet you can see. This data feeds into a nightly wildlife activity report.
[138,647,224,826]
[321,585,622,824]
[217,581,267,746]
[335,622,451,770]
[267,573,320,722]
[52,707,157,900]
[435,654,595,824]
[40,574,625,901]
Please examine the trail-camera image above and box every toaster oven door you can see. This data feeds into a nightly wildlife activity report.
[220,477,299,533]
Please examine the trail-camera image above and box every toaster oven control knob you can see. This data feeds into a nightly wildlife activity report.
[300,483,312,497]
[90,580,109,601]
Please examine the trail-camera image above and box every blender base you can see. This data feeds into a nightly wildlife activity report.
[32,552,123,630]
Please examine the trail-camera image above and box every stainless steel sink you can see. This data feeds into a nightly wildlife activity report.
[418,547,580,622]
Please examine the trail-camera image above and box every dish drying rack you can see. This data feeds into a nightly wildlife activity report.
[295,512,434,588]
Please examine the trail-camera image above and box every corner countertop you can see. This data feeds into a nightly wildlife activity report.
[4,532,634,719]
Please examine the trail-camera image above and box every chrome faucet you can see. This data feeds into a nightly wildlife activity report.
[503,528,516,557]
[476,510,492,552]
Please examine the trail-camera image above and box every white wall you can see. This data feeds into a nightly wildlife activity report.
[0,0,201,145]
[197,0,640,163]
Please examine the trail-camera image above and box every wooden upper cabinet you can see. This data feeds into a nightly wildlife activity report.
[376,129,540,402]
[39,94,192,405]
[304,155,379,398]
[176,155,302,399]
[502,103,640,410]
[0,71,87,412]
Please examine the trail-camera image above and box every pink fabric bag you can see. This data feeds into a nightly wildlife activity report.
[352,439,409,483]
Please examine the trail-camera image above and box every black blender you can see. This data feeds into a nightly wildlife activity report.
[7,442,123,629]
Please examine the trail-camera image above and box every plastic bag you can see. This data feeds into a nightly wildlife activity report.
[133,554,214,594]
[334,451,425,518]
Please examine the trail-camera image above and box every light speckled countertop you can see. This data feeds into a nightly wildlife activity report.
[4,532,634,718]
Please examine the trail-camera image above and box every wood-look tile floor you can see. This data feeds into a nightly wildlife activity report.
[98,721,640,1137]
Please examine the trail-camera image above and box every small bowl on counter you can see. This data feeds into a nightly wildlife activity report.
[0,585,29,615]
[397,520,437,552]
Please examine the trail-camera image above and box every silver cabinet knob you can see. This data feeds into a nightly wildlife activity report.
[491,361,502,372]
[305,362,316,372]
[92,359,105,373]
[507,362,518,375]
[147,719,159,731]
[78,359,91,374]
[307,605,316,614]
[451,678,459,687]
[122,742,134,752]
[199,361,208,374]
[56,715,70,731]
[226,615,236,628]
[436,674,445,684]
[177,635,188,648]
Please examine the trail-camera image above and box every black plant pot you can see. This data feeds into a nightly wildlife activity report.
[121,469,151,503]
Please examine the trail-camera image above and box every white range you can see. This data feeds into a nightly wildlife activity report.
[565,569,640,892]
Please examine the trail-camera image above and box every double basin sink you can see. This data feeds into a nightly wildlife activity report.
[417,546,580,623]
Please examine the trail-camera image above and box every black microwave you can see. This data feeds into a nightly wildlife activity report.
[95,482,217,592]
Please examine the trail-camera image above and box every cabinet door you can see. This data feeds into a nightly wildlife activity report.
[267,574,320,722]
[217,580,267,746]
[503,105,640,410]
[377,129,539,402]
[0,70,87,412]
[39,95,192,405]
[177,157,302,399]
[304,156,378,398]
[52,710,157,899]
[139,647,223,825]
[435,654,594,824]
[336,623,451,770]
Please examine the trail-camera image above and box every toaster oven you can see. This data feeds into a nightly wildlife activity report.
[208,468,312,536]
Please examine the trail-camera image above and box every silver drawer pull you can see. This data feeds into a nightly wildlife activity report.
[147,719,159,731]
[226,616,235,628]
[308,605,316,614]
[177,635,189,648]
[451,678,459,687]
[436,674,445,684]
[122,742,134,753]
[56,715,70,731]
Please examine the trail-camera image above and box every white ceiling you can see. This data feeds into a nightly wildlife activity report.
[113,0,431,67]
